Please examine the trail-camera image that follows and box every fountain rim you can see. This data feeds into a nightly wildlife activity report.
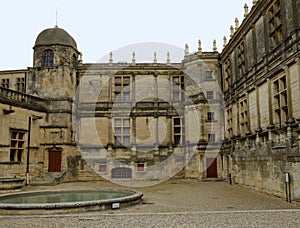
[0,189,143,210]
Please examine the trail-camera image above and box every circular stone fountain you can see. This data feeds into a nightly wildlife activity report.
[0,189,142,214]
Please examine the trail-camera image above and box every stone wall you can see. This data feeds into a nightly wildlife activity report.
[231,142,300,199]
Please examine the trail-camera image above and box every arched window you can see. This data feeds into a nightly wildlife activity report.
[111,167,132,179]
[42,49,54,67]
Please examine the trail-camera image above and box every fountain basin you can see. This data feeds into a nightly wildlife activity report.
[0,178,24,190]
[0,189,143,213]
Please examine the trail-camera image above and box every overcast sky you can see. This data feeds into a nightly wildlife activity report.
[0,0,253,70]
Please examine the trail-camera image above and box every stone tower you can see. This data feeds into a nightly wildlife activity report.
[26,26,81,175]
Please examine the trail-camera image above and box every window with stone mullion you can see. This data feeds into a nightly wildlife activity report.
[268,0,282,49]
[114,117,130,146]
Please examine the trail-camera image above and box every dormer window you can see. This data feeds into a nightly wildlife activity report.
[42,49,54,67]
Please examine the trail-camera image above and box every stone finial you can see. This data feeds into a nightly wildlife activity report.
[223,36,227,48]
[167,52,170,64]
[109,52,113,63]
[132,52,136,65]
[244,4,249,17]
[213,39,217,52]
[185,44,189,56]
[235,18,239,31]
[154,52,157,63]
[230,25,234,37]
[198,39,202,53]
[253,0,258,5]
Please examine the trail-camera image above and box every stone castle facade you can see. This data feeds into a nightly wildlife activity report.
[1,0,300,198]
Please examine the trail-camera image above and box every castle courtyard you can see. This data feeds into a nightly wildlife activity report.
[1,179,300,227]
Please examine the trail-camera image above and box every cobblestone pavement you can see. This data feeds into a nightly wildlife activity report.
[0,179,300,227]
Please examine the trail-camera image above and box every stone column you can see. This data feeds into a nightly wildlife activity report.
[267,78,273,126]
[168,74,172,103]
[132,116,137,153]
[167,115,173,153]
[108,116,113,152]
[132,73,136,102]
[246,93,251,133]
[285,66,293,120]
[296,58,300,91]
[154,72,158,100]
[255,86,261,145]
[267,77,274,144]
[154,114,159,146]
[109,73,113,103]
[256,86,261,129]
[236,100,240,136]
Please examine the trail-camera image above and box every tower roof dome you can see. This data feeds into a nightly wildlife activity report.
[34,26,77,50]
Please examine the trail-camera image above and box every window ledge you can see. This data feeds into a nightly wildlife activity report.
[0,162,21,165]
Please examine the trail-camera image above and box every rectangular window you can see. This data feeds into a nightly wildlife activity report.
[137,163,144,172]
[172,76,184,101]
[273,76,288,127]
[114,76,130,102]
[1,79,9,89]
[268,0,282,49]
[239,98,248,135]
[208,134,216,143]
[206,91,214,100]
[173,117,184,145]
[114,117,130,146]
[226,108,233,138]
[205,71,214,81]
[17,78,25,93]
[207,112,215,121]
[10,130,25,162]
[99,164,107,172]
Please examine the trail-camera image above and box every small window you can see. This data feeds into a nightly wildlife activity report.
[1,79,9,89]
[42,49,54,67]
[99,164,107,172]
[137,164,144,172]
[207,112,215,121]
[17,78,25,93]
[10,130,25,162]
[173,117,184,146]
[114,76,131,102]
[172,76,184,101]
[205,71,214,80]
[206,91,214,100]
[208,134,216,143]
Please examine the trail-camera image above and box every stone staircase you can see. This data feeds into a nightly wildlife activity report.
[76,166,103,182]
[31,171,66,186]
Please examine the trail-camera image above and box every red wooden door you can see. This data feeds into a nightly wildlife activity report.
[206,158,217,178]
[48,151,61,172]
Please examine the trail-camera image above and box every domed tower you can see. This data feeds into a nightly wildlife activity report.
[28,26,79,99]
[26,27,82,175]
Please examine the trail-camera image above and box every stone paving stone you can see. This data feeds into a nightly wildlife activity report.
[0,179,299,227]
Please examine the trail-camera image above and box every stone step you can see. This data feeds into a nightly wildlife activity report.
[30,172,63,186]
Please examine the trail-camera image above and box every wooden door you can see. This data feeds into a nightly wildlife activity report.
[48,151,61,172]
[206,158,217,178]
